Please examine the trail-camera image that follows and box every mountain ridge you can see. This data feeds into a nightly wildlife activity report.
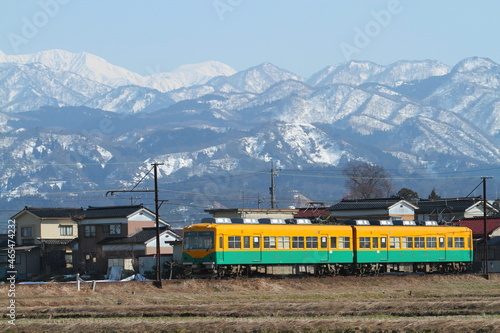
[0,50,500,227]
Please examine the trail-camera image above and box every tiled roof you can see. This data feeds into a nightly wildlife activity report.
[454,219,500,236]
[17,207,84,219]
[328,199,402,211]
[84,204,149,219]
[415,198,481,214]
[98,227,168,245]
[39,239,75,245]
[294,208,330,218]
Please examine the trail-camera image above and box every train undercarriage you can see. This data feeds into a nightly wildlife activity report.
[184,261,472,278]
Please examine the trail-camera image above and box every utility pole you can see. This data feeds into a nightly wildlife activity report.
[269,161,280,209]
[481,176,492,279]
[106,162,165,288]
[153,163,162,287]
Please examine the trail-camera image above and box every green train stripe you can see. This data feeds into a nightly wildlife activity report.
[183,248,471,265]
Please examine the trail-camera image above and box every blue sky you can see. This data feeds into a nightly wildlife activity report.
[1,0,499,77]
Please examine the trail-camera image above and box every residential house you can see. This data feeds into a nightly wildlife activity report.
[415,197,497,223]
[454,218,500,273]
[98,226,182,276]
[76,204,169,276]
[328,198,417,222]
[1,207,83,279]
[294,202,331,223]
[205,208,298,220]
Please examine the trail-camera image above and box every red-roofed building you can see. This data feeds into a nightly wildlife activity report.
[454,218,500,238]
[455,218,500,273]
[294,202,331,223]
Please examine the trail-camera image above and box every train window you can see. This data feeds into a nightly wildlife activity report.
[448,237,453,248]
[372,237,378,249]
[359,237,370,249]
[253,236,260,249]
[439,237,445,248]
[330,237,337,249]
[244,236,251,249]
[426,237,437,249]
[292,236,304,249]
[264,236,276,249]
[468,237,471,249]
[306,236,318,249]
[339,237,350,249]
[402,237,413,249]
[414,237,424,249]
[455,237,465,249]
[380,237,387,249]
[220,236,223,249]
[183,231,215,250]
[228,236,241,249]
[321,236,328,249]
[390,237,400,249]
[278,236,290,249]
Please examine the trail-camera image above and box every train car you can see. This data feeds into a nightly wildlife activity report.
[182,220,473,277]
[352,225,473,274]
[182,221,353,277]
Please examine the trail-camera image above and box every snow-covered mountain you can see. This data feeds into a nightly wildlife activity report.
[0,49,236,95]
[1,49,500,226]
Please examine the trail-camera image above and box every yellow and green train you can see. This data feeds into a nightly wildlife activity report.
[182,219,473,277]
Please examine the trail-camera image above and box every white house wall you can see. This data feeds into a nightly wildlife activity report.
[388,204,414,216]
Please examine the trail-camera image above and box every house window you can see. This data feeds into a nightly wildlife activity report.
[109,224,121,235]
[84,225,96,238]
[22,239,34,245]
[65,254,73,265]
[21,227,32,237]
[102,225,109,233]
[60,225,73,236]
[85,253,97,262]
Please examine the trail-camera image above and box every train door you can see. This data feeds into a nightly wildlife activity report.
[319,235,329,262]
[219,234,225,263]
[380,235,389,261]
[438,235,446,260]
[252,234,262,262]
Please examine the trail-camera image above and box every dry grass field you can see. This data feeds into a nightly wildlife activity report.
[1,274,500,332]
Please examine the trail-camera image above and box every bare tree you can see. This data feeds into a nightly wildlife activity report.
[342,162,393,199]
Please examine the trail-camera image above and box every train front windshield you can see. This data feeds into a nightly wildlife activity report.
[183,231,214,250]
